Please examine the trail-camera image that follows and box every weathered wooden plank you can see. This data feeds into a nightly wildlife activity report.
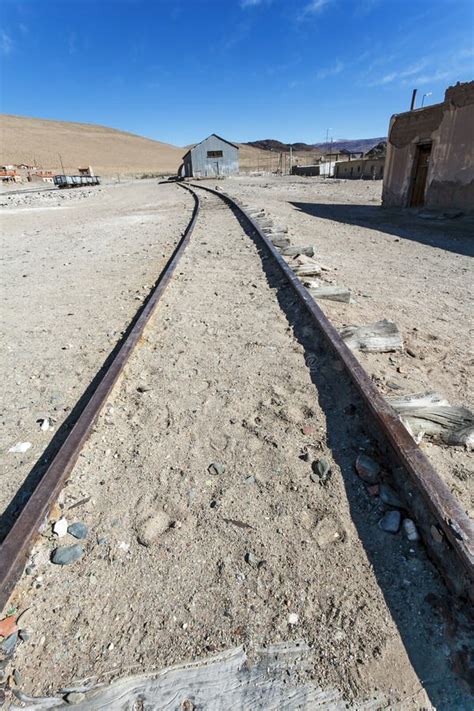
[389,392,474,447]
[340,319,403,352]
[309,286,353,303]
[281,245,315,257]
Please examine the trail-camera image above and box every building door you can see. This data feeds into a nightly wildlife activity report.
[410,143,431,207]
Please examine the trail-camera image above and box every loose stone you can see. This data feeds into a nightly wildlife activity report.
[311,458,331,485]
[379,484,403,508]
[51,544,84,565]
[53,517,68,538]
[8,442,32,454]
[208,462,225,476]
[65,692,86,704]
[379,510,401,534]
[402,518,420,542]
[288,613,299,625]
[355,454,380,483]
[68,522,88,540]
[0,632,18,656]
[245,552,259,567]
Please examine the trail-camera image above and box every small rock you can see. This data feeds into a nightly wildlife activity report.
[379,484,403,508]
[39,418,51,431]
[136,511,171,546]
[8,442,31,454]
[288,613,299,625]
[402,519,419,542]
[244,475,256,485]
[67,522,88,540]
[386,381,403,390]
[18,629,30,642]
[355,454,380,483]
[0,615,17,638]
[367,484,379,497]
[406,347,417,358]
[379,510,401,534]
[431,525,444,544]
[208,462,225,476]
[0,632,18,656]
[51,544,84,566]
[13,669,21,686]
[136,385,151,393]
[245,552,259,567]
[53,517,68,538]
[302,425,316,436]
[65,692,86,704]
[311,458,331,485]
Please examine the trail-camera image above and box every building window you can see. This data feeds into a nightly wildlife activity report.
[207,150,223,158]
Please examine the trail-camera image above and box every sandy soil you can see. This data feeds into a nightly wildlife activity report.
[223,175,474,517]
[4,186,471,708]
[0,181,193,538]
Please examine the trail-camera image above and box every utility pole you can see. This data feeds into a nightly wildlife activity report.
[410,89,417,111]
[58,153,66,176]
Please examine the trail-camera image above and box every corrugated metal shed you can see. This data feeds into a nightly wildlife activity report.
[181,134,239,178]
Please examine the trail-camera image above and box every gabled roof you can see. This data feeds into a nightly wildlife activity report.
[182,133,239,159]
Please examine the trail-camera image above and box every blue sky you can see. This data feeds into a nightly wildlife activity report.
[1,0,473,146]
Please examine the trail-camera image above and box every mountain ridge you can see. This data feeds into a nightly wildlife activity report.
[245,137,386,154]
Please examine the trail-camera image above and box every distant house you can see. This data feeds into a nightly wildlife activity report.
[179,134,239,178]
[383,81,474,209]
[335,157,384,180]
[28,170,54,183]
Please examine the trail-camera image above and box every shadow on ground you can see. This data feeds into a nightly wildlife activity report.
[290,201,474,258]
[227,200,473,709]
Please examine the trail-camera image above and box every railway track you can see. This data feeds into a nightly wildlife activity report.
[0,182,472,706]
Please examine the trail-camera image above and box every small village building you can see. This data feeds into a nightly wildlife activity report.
[382,81,474,209]
[27,170,54,183]
[335,157,384,179]
[0,169,23,183]
[180,134,239,178]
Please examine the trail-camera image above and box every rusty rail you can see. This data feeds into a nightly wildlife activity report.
[0,188,200,611]
[184,182,473,602]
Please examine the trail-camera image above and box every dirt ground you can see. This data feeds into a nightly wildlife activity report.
[223,175,474,518]
[0,180,193,537]
[2,182,472,708]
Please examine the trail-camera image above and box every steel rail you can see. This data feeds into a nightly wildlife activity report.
[0,188,200,611]
[184,182,473,601]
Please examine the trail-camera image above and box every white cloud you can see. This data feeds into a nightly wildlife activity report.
[316,60,344,79]
[368,61,427,87]
[405,70,451,86]
[240,0,269,7]
[302,0,332,14]
[0,30,13,55]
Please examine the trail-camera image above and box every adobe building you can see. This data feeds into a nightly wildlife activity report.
[335,157,384,180]
[180,134,239,178]
[382,81,474,210]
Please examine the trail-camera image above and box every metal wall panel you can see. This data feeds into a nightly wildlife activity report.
[189,135,239,177]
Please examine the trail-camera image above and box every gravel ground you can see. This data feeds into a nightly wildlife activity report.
[223,175,474,517]
[0,181,193,538]
[4,186,472,709]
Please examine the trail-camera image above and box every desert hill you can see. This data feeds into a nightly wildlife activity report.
[0,114,184,176]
